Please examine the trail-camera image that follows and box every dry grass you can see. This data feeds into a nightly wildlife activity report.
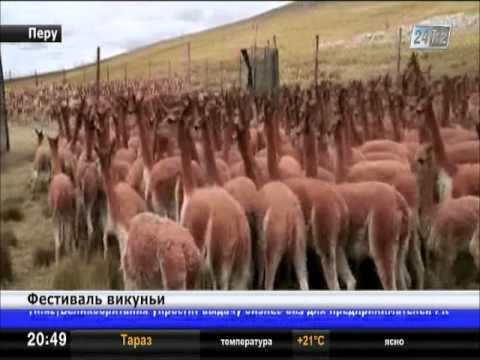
[1,126,53,289]
[452,252,480,289]
[0,207,25,222]
[41,204,52,219]
[0,126,122,290]
[1,229,19,247]
[52,252,122,290]
[6,1,479,90]
[1,194,26,222]
[32,246,55,268]
[0,244,13,284]
[51,254,84,290]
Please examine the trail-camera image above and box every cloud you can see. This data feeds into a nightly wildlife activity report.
[19,43,49,51]
[208,8,238,25]
[175,8,204,23]
[62,27,75,38]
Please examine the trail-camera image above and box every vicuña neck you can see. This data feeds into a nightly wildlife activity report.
[237,123,261,188]
[343,110,355,160]
[135,111,154,171]
[265,107,280,180]
[100,159,120,228]
[85,125,94,162]
[372,95,386,139]
[184,126,200,163]
[61,110,72,142]
[50,146,62,175]
[222,116,234,164]
[441,87,451,127]
[201,111,222,186]
[178,117,195,196]
[70,111,83,151]
[303,114,318,178]
[416,167,438,222]
[334,121,348,183]
[358,94,371,141]
[120,109,129,148]
[388,97,403,142]
[425,98,456,175]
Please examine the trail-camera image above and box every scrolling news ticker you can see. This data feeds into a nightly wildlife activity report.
[0,329,479,359]
[0,25,62,43]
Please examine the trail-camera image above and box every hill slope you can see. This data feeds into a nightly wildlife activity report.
[6,1,480,89]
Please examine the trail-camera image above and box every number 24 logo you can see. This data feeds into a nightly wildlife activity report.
[413,29,429,45]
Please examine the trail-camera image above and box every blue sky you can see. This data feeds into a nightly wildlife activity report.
[1,1,289,78]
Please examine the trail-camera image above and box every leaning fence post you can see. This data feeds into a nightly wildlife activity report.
[239,52,242,88]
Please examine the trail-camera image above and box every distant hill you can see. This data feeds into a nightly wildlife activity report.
[6,1,479,89]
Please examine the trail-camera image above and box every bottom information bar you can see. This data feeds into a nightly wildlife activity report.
[0,330,478,359]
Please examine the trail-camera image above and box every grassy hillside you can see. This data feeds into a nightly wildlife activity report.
[6,1,480,90]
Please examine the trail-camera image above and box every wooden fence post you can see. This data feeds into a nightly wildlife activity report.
[205,59,209,89]
[0,51,10,152]
[263,47,268,93]
[239,52,242,88]
[220,61,224,91]
[96,46,101,98]
[314,34,319,87]
[187,42,191,86]
[397,27,402,76]
[253,24,258,90]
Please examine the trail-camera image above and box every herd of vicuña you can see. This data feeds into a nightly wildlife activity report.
[7,53,480,290]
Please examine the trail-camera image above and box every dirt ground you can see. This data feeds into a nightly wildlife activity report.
[1,125,54,289]
[1,125,120,290]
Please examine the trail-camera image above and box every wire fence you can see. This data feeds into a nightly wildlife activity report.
[6,20,479,92]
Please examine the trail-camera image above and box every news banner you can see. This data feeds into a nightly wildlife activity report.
[0,291,478,359]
